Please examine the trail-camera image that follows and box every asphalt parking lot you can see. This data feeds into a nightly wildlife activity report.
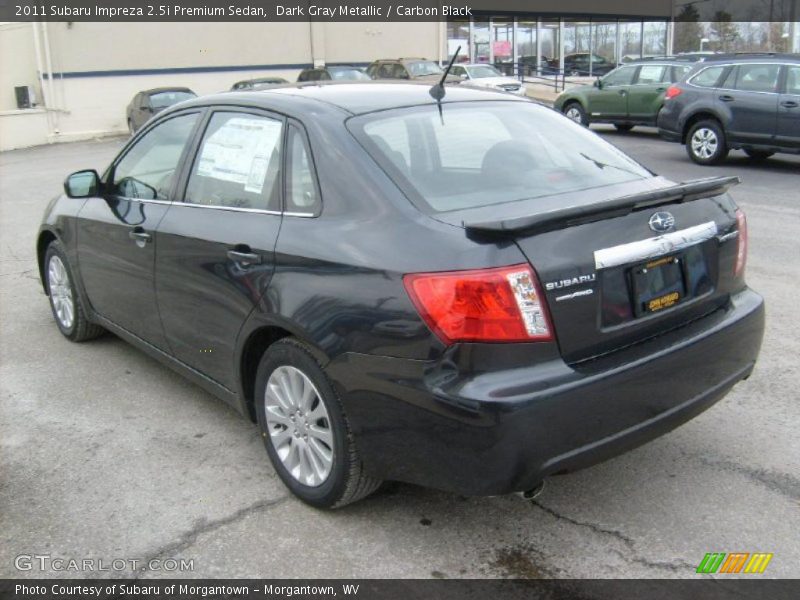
[1,127,798,579]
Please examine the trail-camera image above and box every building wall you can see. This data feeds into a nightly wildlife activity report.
[0,22,441,151]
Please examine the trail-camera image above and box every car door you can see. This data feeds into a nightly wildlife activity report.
[717,63,780,144]
[777,64,800,147]
[154,108,286,388]
[76,110,202,349]
[589,65,637,120]
[627,64,668,123]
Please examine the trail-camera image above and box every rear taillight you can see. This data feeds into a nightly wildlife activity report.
[403,264,553,344]
[735,209,748,277]
[665,86,683,100]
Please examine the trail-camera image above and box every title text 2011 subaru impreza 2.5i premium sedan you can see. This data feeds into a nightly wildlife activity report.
[38,82,764,508]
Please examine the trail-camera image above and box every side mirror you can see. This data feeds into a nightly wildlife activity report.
[140,105,152,112]
[64,169,100,198]
[594,78,603,89]
[459,73,468,79]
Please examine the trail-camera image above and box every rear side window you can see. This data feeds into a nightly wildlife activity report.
[787,66,800,95]
[636,65,667,84]
[734,63,780,93]
[185,112,283,211]
[603,66,636,86]
[111,113,199,200]
[691,66,726,88]
[285,125,320,215]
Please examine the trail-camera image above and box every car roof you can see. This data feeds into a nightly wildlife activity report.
[143,87,194,95]
[372,58,430,63]
[699,53,800,63]
[179,81,528,117]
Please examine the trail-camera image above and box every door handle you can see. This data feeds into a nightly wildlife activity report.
[227,249,262,265]
[718,95,735,102]
[656,87,666,92]
[781,100,799,108]
[128,228,152,243]
[618,90,627,95]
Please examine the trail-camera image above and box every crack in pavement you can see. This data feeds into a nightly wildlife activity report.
[531,500,636,550]
[610,548,696,573]
[691,456,800,502]
[129,495,289,579]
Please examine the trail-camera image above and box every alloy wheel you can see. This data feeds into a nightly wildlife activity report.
[48,255,75,330]
[565,107,583,124]
[691,128,718,160]
[264,365,334,487]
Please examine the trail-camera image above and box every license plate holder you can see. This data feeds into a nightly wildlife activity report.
[630,255,686,317]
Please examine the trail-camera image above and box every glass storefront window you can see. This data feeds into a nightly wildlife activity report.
[446,20,470,63]
[643,21,667,57]
[593,21,618,68]
[516,20,537,75]
[539,19,560,73]
[491,19,514,75]
[472,20,490,63]
[620,21,643,62]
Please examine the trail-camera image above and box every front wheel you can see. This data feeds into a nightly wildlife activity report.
[686,120,729,165]
[563,102,588,126]
[255,338,382,508]
[44,241,104,342]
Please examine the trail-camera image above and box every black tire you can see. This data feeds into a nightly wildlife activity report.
[254,338,381,508]
[44,241,104,342]
[614,123,635,132]
[744,149,775,161]
[563,102,588,127]
[686,119,729,165]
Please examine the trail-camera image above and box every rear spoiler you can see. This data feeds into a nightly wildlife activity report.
[463,176,740,235]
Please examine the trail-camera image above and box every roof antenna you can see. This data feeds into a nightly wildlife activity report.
[429,46,460,124]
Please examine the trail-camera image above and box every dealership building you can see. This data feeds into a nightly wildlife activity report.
[1,0,798,150]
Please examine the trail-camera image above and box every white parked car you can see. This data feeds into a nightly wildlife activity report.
[450,64,527,96]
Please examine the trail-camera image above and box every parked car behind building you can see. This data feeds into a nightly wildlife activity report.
[658,53,800,164]
[366,58,461,83]
[230,77,289,91]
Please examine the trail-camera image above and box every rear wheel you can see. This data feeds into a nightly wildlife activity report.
[744,149,775,161]
[44,241,104,342]
[255,338,381,508]
[614,123,635,132]
[563,102,588,126]
[686,119,729,165]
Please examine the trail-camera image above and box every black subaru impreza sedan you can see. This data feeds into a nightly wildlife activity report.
[37,82,764,508]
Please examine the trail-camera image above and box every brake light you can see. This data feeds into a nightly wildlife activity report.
[403,264,553,344]
[665,86,683,100]
[735,209,747,277]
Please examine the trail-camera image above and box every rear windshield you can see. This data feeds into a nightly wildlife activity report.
[349,101,651,213]
[149,90,196,109]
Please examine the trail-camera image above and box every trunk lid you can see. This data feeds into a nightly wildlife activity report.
[438,176,742,364]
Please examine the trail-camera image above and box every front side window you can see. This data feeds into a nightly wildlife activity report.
[353,101,651,213]
[185,112,283,211]
[111,113,199,200]
[285,125,320,214]
[734,63,780,93]
[671,65,692,83]
[603,66,636,86]
[691,65,726,88]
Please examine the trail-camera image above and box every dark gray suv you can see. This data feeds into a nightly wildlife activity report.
[658,54,800,164]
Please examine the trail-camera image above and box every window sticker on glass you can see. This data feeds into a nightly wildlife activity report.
[196,117,281,194]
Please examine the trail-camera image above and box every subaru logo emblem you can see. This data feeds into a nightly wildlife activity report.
[649,211,675,233]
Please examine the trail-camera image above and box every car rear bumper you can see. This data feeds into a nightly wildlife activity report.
[327,288,764,496]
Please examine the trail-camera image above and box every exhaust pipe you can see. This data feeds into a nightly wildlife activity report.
[517,480,546,502]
